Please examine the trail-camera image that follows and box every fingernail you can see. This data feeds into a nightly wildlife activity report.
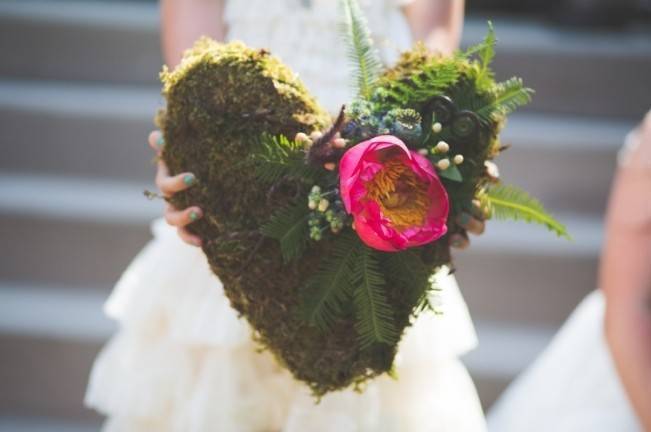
[156,135,165,148]
[458,212,471,226]
[183,174,196,186]
[189,209,202,222]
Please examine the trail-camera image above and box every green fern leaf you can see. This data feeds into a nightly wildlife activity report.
[339,0,382,100]
[477,77,533,123]
[352,246,397,349]
[384,250,431,311]
[485,184,570,239]
[379,60,460,108]
[463,21,496,63]
[251,134,320,184]
[260,203,310,262]
[301,233,359,330]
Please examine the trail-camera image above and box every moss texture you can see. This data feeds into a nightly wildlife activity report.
[159,39,401,395]
[159,38,504,396]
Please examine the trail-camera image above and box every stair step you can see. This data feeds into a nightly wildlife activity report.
[456,212,601,326]
[462,16,651,118]
[0,174,158,286]
[0,80,160,183]
[0,284,115,342]
[0,416,99,432]
[0,0,161,85]
[1,1,649,117]
[0,79,633,212]
[0,283,555,417]
[0,173,160,225]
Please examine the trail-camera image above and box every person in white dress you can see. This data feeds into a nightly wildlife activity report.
[488,112,651,431]
[85,1,488,430]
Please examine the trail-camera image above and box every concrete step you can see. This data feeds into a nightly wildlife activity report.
[0,80,161,183]
[463,16,651,119]
[497,112,633,214]
[0,173,600,326]
[0,416,99,432]
[456,212,602,327]
[0,0,162,85]
[1,1,649,118]
[0,80,633,213]
[0,173,159,287]
[0,283,556,417]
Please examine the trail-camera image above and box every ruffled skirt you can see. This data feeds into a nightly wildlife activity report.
[85,220,486,431]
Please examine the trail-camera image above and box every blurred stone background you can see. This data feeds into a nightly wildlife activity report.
[0,0,649,430]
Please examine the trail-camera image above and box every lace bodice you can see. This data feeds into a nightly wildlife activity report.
[225,0,414,113]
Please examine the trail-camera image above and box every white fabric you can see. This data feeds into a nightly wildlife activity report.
[487,291,642,432]
[86,1,486,430]
[86,221,485,431]
[224,0,414,113]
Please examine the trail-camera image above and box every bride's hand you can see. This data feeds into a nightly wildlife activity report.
[148,130,203,247]
[449,204,486,250]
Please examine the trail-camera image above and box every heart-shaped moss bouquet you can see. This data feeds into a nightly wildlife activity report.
[158,0,568,396]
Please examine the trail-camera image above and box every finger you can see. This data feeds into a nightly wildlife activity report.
[157,170,197,197]
[449,232,470,250]
[178,227,202,247]
[457,212,485,236]
[165,205,202,228]
[148,130,165,154]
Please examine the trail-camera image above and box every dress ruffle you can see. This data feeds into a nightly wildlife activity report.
[86,220,484,431]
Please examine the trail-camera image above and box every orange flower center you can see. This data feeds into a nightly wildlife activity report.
[364,156,431,231]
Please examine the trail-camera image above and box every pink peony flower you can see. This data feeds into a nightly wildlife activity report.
[339,135,449,252]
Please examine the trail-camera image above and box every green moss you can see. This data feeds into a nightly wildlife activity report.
[158,37,518,396]
[159,38,403,396]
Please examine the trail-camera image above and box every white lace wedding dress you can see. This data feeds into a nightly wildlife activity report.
[85,1,486,430]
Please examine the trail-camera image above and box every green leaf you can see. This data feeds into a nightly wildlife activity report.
[463,21,496,62]
[437,164,463,182]
[339,0,382,100]
[352,246,397,349]
[485,184,571,239]
[379,60,460,107]
[260,203,310,262]
[384,249,431,310]
[251,134,320,185]
[301,233,359,330]
[476,77,533,123]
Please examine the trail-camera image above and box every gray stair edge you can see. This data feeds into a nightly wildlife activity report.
[0,0,157,31]
[0,416,99,432]
[0,173,161,225]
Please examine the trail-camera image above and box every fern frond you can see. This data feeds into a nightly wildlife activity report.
[352,246,397,349]
[485,184,570,239]
[383,60,460,107]
[251,134,320,184]
[260,203,310,262]
[476,78,533,123]
[301,233,359,330]
[463,21,496,64]
[339,0,382,100]
[383,249,431,309]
